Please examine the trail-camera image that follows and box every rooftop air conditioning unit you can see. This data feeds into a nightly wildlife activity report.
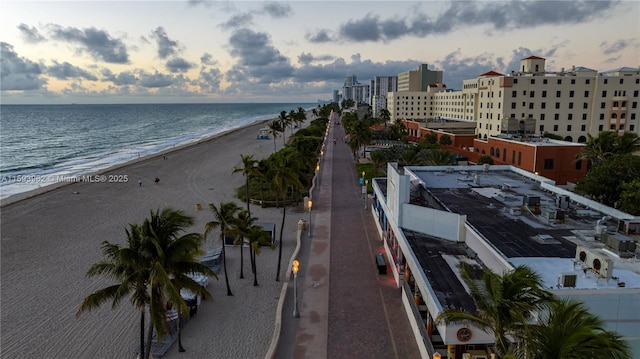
[589,253,613,279]
[575,245,590,263]
[558,273,578,288]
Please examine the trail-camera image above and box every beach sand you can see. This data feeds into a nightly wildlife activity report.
[1,118,308,358]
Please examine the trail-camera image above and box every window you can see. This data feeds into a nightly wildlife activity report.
[632,114,637,120]
[530,79,535,84]
[571,79,576,84]
[602,90,607,97]
[553,125,559,131]
[583,102,588,109]
[541,102,546,109]
[530,91,535,98]
[518,152,522,165]
[496,148,500,158]
[543,79,548,84]
[567,125,572,131]
[581,124,586,131]
[610,124,616,130]
[512,90,517,97]
[540,114,545,120]
[586,79,590,84]
[512,150,516,164]
[529,103,534,109]
[631,125,635,131]
[511,102,516,109]
[633,102,638,109]
[600,114,605,120]
[542,90,547,98]
[634,90,639,97]
[570,90,575,97]
[582,114,587,120]
[620,79,624,84]
[539,125,544,132]
[554,114,560,121]
[619,124,625,130]
[599,124,604,131]
[601,102,606,109]
[568,114,573,120]
[555,102,561,109]
[584,90,589,97]
[604,79,608,84]
[557,79,562,85]
[575,160,582,170]
[490,147,495,156]
[544,159,554,169]
[514,79,518,84]
[569,102,574,109]
[556,91,561,97]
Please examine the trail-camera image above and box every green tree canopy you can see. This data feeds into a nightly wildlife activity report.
[575,154,640,207]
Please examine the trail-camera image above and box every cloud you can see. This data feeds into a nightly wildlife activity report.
[328,1,618,43]
[47,25,129,63]
[600,39,637,55]
[17,24,46,43]
[47,61,98,81]
[0,42,47,91]
[297,52,335,65]
[166,57,195,73]
[193,67,223,93]
[262,2,292,18]
[151,27,181,59]
[219,13,254,30]
[101,68,138,85]
[306,29,333,43]
[138,71,174,88]
[200,53,217,66]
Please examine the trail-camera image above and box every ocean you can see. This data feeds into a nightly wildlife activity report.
[0,103,314,200]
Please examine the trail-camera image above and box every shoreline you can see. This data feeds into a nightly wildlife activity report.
[0,112,312,358]
[0,118,273,208]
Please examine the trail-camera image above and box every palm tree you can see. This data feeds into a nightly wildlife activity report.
[426,149,454,166]
[614,131,640,154]
[138,208,214,358]
[266,120,282,153]
[232,154,259,216]
[77,224,150,359]
[523,298,631,359]
[246,224,274,286]
[436,264,552,356]
[228,209,254,279]
[369,149,387,175]
[576,131,617,164]
[268,150,304,281]
[204,201,241,296]
[278,110,290,146]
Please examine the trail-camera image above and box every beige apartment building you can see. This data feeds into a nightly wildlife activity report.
[387,56,640,142]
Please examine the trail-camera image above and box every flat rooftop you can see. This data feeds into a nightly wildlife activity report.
[397,167,640,290]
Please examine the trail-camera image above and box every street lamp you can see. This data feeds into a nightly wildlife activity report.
[292,259,300,318]
[308,199,312,237]
[363,179,368,209]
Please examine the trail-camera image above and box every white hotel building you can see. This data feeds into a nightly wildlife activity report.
[387,56,640,142]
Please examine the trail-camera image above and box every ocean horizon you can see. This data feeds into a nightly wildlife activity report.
[0,102,315,200]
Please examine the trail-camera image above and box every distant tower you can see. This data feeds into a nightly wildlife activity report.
[520,56,546,74]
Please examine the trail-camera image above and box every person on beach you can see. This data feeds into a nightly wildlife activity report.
[138,178,142,187]
[155,177,160,184]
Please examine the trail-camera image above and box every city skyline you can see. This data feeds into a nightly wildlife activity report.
[1,0,639,105]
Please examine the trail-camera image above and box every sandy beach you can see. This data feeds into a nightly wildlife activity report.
[1,117,308,358]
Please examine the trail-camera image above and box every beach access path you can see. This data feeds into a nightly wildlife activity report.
[1,118,305,359]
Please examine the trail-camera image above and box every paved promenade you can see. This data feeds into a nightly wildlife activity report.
[274,120,421,358]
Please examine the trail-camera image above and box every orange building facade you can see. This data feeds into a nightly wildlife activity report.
[402,120,588,185]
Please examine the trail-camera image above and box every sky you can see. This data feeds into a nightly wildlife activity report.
[1,0,639,105]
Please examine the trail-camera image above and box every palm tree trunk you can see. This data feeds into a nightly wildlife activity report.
[275,199,286,281]
[177,311,185,352]
[239,238,245,279]
[144,322,153,359]
[252,249,258,286]
[222,237,233,296]
[139,308,145,359]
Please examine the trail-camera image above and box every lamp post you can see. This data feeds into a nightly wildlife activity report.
[316,164,320,187]
[292,259,300,318]
[308,199,312,237]
[363,179,368,209]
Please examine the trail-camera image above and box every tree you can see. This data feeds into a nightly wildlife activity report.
[478,155,494,165]
[278,111,290,146]
[228,209,254,280]
[576,131,618,164]
[78,224,150,359]
[379,108,391,129]
[205,201,241,296]
[439,134,452,146]
[436,265,552,356]
[369,149,388,175]
[426,149,453,166]
[421,132,439,145]
[246,222,275,286]
[266,120,282,153]
[575,154,640,207]
[268,150,304,281]
[387,120,408,142]
[522,298,631,359]
[138,208,214,357]
[232,154,259,216]
[617,179,640,215]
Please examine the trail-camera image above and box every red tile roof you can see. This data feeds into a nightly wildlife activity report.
[524,55,545,60]
[479,70,504,77]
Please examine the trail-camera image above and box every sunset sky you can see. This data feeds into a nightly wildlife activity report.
[1,0,639,104]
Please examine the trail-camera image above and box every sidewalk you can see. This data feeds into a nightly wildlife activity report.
[274,119,421,358]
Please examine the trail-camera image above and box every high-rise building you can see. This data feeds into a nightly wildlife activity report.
[369,76,397,117]
[388,56,640,142]
[341,75,370,105]
[397,64,443,92]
